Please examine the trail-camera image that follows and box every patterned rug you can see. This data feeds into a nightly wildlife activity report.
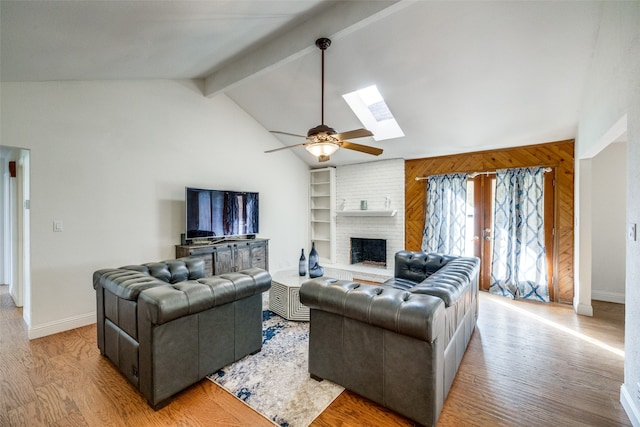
[207,307,344,426]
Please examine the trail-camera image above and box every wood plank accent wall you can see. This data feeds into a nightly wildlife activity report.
[404,140,575,303]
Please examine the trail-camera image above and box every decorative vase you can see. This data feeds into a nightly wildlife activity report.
[298,249,306,276]
[309,264,324,278]
[308,242,318,271]
[308,242,324,278]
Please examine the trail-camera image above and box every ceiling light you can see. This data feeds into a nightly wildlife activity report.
[305,142,340,158]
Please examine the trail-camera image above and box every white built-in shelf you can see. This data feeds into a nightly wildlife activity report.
[336,209,397,217]
[310,167,336,263]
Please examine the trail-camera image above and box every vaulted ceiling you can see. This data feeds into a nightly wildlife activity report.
[0,1,603,166]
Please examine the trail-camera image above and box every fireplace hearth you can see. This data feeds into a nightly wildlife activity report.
[350,238,387,268]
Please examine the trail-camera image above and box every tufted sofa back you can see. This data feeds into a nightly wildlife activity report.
[300,278,444,342]
[384,252,479,308]
[93,257,205,302]
[394,251,456,283]
[121,258,205,284]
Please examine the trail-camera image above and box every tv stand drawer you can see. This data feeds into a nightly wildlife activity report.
[176,239,269,276]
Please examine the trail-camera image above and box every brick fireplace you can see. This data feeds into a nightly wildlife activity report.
[335,159,405,272]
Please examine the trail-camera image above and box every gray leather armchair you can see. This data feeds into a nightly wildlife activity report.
[93,257,271,408]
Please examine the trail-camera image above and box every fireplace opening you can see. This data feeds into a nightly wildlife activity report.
[350,238,387,268]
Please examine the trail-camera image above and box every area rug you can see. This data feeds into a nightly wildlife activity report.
[207,307,344,426]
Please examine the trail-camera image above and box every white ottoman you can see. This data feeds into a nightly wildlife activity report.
[269,270,310,321]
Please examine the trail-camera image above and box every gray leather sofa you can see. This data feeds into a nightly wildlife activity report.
[299,251,479,426]
[93,257,271,408]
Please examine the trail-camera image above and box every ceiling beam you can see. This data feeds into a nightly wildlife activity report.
[203,0,414,98]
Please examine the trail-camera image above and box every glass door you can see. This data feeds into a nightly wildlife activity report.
[467,171,556,300]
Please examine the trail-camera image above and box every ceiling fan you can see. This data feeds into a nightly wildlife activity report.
[265,37,383,162]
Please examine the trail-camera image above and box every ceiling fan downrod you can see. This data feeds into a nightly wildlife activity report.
[316,37,331,127]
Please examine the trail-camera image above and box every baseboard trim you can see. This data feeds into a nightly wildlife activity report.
[621,383,640,427]
[592,290,626,304]
[28,312,96,339]
[574,300,593,317]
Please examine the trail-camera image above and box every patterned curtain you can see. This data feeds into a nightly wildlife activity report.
[422,173,468,255]
[489,167,549,302]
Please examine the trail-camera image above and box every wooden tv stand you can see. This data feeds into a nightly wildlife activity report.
[175,238,269,276]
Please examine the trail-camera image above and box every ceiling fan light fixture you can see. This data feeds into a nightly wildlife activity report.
[305,142,339,157]
[265,37,380,160]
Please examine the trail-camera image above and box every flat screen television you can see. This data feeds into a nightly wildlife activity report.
[185,187,259,241]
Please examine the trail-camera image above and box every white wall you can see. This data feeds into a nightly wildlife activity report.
[335,159,405,271]
[576,1,640,424]
[591,141,626,303]
[0,79,310,338]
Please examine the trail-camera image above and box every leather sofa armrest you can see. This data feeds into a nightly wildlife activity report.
[300,277,445,343]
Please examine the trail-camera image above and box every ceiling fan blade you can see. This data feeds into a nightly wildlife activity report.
[264,143,306,153]
[341,141,383,156]
[270,130,306,138]
[334,128,373,141]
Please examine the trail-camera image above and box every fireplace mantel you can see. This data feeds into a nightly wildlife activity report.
[336,209,397,217]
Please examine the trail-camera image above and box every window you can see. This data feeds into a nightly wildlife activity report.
[342,85,404,141]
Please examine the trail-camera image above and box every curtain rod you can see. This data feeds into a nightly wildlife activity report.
[414,167,553,181]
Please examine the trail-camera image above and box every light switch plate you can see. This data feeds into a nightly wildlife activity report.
[53,220,63,232]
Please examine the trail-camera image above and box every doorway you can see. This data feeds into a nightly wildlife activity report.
[0,146,31,317]
[467,170,556,301]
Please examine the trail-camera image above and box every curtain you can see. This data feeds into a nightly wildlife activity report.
[489,167,549,302]
[422,173,468,255]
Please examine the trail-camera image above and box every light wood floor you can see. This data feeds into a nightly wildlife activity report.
[0,284,630,426]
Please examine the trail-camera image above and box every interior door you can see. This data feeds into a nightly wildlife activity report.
[469,171,556,300]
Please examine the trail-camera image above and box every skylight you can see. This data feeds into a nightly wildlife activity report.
[342,85,404,141]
